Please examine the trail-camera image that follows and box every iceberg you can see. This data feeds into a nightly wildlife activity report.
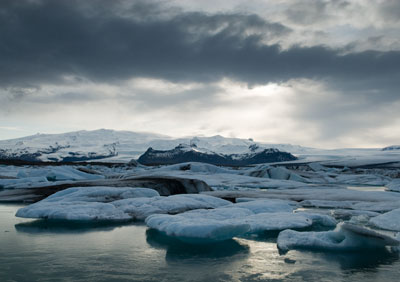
[386,180,400,192]
[369,208,400,231]
[113,194,232,220]
[222,199,297,214]
[277,223,399,252]
[15,187,232,221]
[243,164,307,182]
[237,212,313,232]
[145,201,337,243]
[294,212,337,227]
[331,209,380,220]
[0,166,104,189]
[145,208,252,243]
[15,186,160,221]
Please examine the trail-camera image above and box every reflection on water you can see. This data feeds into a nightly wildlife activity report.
[1,204,400,282]
[146,229,250,260]
[15,219,132,234]
[319,250,399,270]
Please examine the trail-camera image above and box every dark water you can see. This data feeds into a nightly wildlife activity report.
[1,204,400,282]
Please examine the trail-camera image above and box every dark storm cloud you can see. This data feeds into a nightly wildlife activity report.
[0,0,399,99]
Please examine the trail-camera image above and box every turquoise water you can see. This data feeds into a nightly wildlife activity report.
[1,204,400,282]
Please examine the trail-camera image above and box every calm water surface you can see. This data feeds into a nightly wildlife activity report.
[1,204,399,282]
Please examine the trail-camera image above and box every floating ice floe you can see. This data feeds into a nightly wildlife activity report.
[0,166,104,189]
[205,188,400,213]
[15,187,232,221]
[298,199,400,213]
[242,164,307,182]
[145,200,337,243]
[222,199,297,213]
[330,209,380,220]
[155,162,235,174]
[0,176,49,189]
[386,180,400,192]
[112,194,232,220]
[16,187,159,221]
[145,208,253,243]
[369,208,400,231]
[134,164,307,190]
[277,223,400,252]
[294,212,337,227]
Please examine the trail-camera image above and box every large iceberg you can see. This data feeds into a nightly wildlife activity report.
[145,200,336,243]
[15,187,232,221]
[277,223,399,252]
[145,208,253,243]
[112,194,232,220]
[15,187,159,221]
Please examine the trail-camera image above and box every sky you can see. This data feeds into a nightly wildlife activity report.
[0,0,399,148]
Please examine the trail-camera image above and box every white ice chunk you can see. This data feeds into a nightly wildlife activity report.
[352,201,400,212]
[369,208,400,231]
[331,209,380,220]
[45,166,104,181]
[114,194,232,220]
[16,187,231,221]
[41,186,160,203]
[17,202,131,221]
[1,166,104,189]
[145,208,252,243]
[294,212,337,227]
[277,223,399,252]
[145,205,335,243]
[243,164,307,182]
[225,199,296,214]
[386,180,400,192]
[237,212,312,232]
[205,189,400,212]
[0,176,49,189]
[308,163,327,172]
[16,187,160,221]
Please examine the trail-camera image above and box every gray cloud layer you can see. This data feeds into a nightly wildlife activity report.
[1,0,400,147]
[1,0,399,94]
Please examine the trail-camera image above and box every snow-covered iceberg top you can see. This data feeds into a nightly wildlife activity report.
[386,179,400,192]
[277,223,399,252]
[15,187,231,221]
[369,208,400,231]
[0,166,104,189]
[145,199,336,243]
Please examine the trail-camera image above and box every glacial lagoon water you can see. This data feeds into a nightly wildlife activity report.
[1,204,400,282]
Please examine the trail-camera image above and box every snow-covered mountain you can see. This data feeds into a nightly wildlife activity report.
[2,129,399,166]
[0,129,308,163]
[137,144,297,166]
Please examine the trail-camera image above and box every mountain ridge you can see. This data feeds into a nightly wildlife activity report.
[0,129,309,163]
